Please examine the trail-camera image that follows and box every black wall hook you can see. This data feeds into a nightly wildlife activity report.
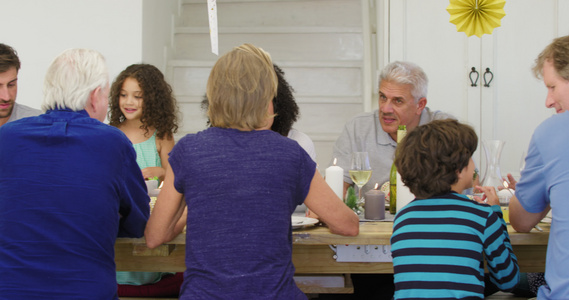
[483,68,494,87]
[469,67,479,87]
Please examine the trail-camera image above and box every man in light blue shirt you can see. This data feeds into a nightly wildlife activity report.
[510,35,569,299]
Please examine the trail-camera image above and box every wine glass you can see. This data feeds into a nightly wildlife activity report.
[349,152,372,204]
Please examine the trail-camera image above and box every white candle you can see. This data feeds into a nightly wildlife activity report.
[325,158,344,200]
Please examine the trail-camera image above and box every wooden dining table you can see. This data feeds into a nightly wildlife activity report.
[115,220,550,293]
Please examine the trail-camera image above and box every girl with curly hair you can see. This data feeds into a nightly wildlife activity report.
[108,63,179,181]
[109,64,181,297]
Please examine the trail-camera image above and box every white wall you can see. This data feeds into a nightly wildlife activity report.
[0,0,143,110]
[142,0,178,72]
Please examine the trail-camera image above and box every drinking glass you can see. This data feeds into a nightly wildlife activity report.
[349,152,372,203]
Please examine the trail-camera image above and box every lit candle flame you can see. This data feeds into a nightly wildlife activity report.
[333,158,337,165]
[374,183,379,190]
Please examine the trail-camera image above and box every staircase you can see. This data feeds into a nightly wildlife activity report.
[167,0,376,170]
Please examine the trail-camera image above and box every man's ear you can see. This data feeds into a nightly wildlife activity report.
[416,97,427,115]
[85,87,101,118]
[91,87,102,109]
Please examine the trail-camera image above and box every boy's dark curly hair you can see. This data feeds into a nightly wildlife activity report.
[394,119,478,199]
[200,64,299,136]
[108,64,179,139]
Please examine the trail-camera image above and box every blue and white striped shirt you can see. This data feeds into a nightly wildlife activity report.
[391,192,519,299]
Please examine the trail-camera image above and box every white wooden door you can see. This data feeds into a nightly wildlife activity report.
[480,0,561,176]
[389,0,482,162]
[388,0,562,176]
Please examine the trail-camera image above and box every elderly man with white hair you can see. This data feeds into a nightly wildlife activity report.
[0,48,149,299]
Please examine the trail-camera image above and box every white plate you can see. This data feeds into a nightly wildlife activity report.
[291,216,319,230]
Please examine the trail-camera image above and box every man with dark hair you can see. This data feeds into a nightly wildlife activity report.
[0,43,40,127]
[391,119,519,299]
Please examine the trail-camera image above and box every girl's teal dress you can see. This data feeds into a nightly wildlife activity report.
[116,132,173,285]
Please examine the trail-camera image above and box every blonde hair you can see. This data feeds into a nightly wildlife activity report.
[206,43,277,130]
[533,35,569,81]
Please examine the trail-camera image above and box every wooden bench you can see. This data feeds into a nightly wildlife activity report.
[119,274,353,300]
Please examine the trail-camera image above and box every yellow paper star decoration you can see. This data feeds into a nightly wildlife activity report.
[447,0,506,37]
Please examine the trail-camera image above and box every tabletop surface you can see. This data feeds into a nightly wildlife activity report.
[116,220,550,246]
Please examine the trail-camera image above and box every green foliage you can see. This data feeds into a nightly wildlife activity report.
[345,186,358,209]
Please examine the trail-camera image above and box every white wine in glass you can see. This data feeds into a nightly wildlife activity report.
[349,170,372,187]
[349,152,372,202]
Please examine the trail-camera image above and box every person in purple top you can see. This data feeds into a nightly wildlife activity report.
[145,43,359,299]
[0,48,149,299]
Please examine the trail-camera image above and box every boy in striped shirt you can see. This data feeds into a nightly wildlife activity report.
[391,119,519,299]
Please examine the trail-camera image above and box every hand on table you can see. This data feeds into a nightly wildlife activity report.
[473,185,500,206]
